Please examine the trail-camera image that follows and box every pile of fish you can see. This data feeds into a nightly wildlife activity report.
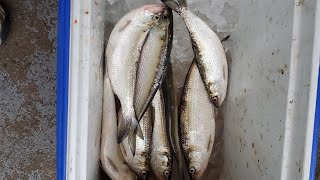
[101,0,228,179]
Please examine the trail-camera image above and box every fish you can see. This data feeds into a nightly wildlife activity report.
[0,3,10,44]
[100,71,136,180]
[106,4,167,144]
[120,107,153,180]
[134,8,173,122]
[179,62,216,180]
[161,0,228,108]
[150,89,172,180]
[162,61,190,180]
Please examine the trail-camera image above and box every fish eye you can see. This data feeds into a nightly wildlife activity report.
[141,170,148,177]
[163,170,171,177]
[213,96,219,107]
[162,15,167,20]
[154,15,160,20]
[189,167,196,175]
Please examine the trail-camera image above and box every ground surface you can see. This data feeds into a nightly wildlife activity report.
[0,0,57,179]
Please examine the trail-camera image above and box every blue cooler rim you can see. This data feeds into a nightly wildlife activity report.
[56,0,70,179]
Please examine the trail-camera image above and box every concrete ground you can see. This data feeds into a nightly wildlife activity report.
[0,0,57,179]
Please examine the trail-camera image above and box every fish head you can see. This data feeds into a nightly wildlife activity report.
[136,4,166,28]
[152,152,172,179]
[187,151,210,180]
[133,154,150,179]
[207,78,227,108]
[153,8,173,37]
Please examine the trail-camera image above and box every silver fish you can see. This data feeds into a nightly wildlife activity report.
[100,72,136,180]
[162,0,228,108]
[120,108,153,179]
[135,8,173,122]
[162,61,190,180]
[0,3,10,44]
[180,62,216,180]
[150,89,172,180]
[106,4,166,143]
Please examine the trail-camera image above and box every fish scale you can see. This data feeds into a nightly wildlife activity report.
[135,9,173,122]
[100,73,136,180]
[151,89,173,180]
[161,0,228,108]
[180,62,216,180]
[120,108,153,179]
[179,7,228,107]
[106,4,167,146]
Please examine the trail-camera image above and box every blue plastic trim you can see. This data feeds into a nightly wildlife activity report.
[56,0,70,179]
[310,66,320,180]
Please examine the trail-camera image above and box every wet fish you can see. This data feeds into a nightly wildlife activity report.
[162,61,190,180]
[162,0,228,108]
[106,4,166,143]
[0,3,10,44]
[135,8,173,122]
[180,62,216,180]
[120,108,153,179]
[100,72,136,180]
[150,89,172,180]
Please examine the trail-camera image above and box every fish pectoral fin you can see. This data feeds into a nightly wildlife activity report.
[118,110,144,143]
[151,105,156,128]
[135,122,144,140]
[177,0,187,7]
[117,115,131,143]
[221,35,230,42]
[128,131,137,156]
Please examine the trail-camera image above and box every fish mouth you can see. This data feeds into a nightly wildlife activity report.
[140,170,149,179]
[144,4,166,14]
[163,169,171,179]
[188,166,196,176]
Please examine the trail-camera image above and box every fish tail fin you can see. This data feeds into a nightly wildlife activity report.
[128,131,136,156]
[178,0,188,7]
[161,0,181,12]
[117,110,144,143]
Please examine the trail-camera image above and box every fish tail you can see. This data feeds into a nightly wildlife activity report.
[161,0,181,13]
[117,110,144,144]
[128,131,136,156]
[178,0,188,7]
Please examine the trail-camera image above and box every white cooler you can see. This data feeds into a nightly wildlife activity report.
[56,0,320,179]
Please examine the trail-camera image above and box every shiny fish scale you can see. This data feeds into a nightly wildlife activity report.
[106,5,165,142]
[120,108,153,178]
[135,10,172,121]
[180,7,228,106]
[100,75,135,180]
[180,62,215,180]
[151,89,172,180]
[134,20,166,119]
